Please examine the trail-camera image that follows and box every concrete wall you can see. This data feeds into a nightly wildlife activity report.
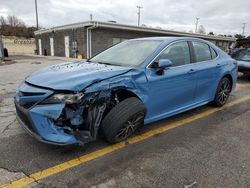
[2,36,35,54]
[35,27,231,58]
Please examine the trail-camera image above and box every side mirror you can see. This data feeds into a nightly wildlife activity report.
[158,59,173,69]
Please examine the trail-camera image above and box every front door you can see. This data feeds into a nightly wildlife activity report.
[146,41,197,121]
[50,37,54,56]
[38,39,42,55]
[64,36,70,57]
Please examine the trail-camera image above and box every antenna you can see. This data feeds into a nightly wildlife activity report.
[242,23,246,36]
[137,6,143,26]
[195,17,200,33]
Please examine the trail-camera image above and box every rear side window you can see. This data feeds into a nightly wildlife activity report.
[210,47,217,59]
[193,42,212,62]
[155,41,190,67]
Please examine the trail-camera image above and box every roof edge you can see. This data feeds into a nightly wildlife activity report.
[34,20,235,42]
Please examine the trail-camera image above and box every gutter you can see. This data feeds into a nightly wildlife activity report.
[86,22,98,59]
[34,21,235,42]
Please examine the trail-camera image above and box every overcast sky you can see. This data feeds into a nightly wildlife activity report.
[0,0,249,36]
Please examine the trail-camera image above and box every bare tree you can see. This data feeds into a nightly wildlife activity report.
[0,16,6,26]
[7,15,20,27]
[198,25,206,34]
[0,15,37,37]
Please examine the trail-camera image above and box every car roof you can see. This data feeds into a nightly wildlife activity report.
[131,36,209,43]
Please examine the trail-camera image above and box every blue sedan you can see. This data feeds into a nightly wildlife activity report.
[14,37,237,145]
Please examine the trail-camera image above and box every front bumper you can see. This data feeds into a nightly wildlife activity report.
[238,66,250,75]
[238,61,250,75]
[15,100,79,145]
[15,82,79,145]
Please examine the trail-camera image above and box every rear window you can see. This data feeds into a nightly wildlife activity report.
[193,42,212,62]
[233,49,250,62]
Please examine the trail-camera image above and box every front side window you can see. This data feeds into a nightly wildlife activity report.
[155,41,190,67]
[193,42,212,62]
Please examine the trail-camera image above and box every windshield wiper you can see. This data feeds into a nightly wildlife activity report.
[86,60,120,66]
[97,62,121,66]
[97,62,112,65]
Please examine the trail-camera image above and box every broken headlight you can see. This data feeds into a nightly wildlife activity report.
[42,93,84,104]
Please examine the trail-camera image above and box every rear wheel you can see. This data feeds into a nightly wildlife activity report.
[101,97,146,143]
[214,77,232,107]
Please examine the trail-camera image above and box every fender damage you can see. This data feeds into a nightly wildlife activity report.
[15,66,148,146]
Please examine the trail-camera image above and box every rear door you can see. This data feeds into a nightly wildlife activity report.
[191,41,221,103]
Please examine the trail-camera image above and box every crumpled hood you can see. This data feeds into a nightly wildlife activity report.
[25,61,132,91]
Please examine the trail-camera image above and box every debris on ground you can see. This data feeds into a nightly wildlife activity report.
[184,181,197,188]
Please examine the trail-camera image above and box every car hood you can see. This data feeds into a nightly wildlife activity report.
[25,61,132,91]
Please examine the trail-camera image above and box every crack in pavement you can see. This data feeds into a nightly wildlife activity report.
[0,167,32,185]
[1,119,17,134]
[0,112,15,118]
[0,167,47,187]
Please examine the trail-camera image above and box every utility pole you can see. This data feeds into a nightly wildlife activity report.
[35,0,39,29]
[242,23,246,36]
[195,17,200,33]
[137,6,143,26]
[90,14,93,21]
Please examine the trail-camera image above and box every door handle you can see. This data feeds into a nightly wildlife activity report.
[187,69,196,74]
[216,63,223,67]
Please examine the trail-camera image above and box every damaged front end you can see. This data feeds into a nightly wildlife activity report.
[15,82,118,146]
[51,91,112,145]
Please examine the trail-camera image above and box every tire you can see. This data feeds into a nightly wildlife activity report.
[101,97,146,143]
[214,77,232,107]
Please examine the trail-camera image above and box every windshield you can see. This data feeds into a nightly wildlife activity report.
[89,40,163,67]
[233,49,250,62]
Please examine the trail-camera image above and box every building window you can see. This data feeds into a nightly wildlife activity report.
[112,38,128,45]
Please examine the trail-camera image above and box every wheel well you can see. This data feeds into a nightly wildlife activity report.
[223,74,233,91]
[114,89,140,102]
[99,89,141,133]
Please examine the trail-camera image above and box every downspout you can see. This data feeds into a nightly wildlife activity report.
[86,22,98,59]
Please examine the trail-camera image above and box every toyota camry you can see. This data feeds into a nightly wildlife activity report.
[14,37,238,146]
